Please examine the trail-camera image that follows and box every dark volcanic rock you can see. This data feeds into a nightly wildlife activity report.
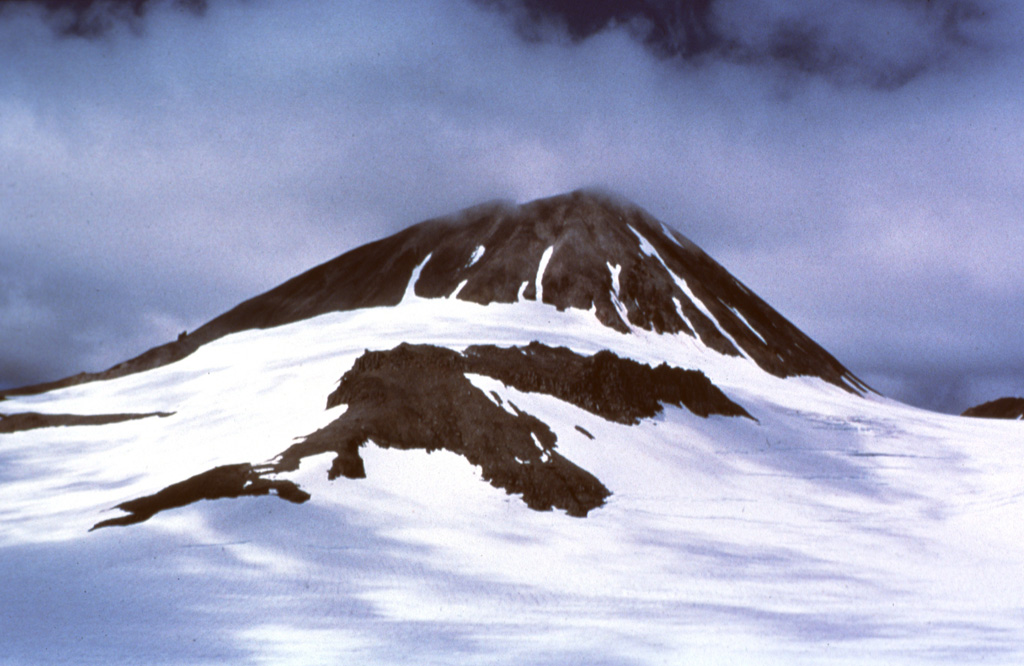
[962,397,1024,420]
[0,411,173,434]
[463,341,753,423]
[276,343,610,518]
[4,190,867,398]
[92,342,751,530]
[91,464,310,530]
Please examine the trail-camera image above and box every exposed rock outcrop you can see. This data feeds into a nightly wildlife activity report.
[962,397,1024,420]
[0,411,173,434]
[462,341,753,423]
[92,342,750,529]
[92,464,309,530]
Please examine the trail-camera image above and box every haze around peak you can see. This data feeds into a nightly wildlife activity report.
[1,0,1022,413]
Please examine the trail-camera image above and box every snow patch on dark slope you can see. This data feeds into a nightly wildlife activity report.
[1,190,868,398]
[962,397,1024,420]
[92,342,750,528]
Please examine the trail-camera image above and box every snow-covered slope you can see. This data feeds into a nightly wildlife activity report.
[1,192,1022,665]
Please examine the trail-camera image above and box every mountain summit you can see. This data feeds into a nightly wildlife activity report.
[1,188,865,525]
[4,189,866,396]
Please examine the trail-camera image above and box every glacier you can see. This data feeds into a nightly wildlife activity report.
[2,288,1023,665]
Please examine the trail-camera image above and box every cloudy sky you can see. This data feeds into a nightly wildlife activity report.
[1,0,1021,413]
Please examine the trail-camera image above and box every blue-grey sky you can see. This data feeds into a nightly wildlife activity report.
[1,0,1022,413]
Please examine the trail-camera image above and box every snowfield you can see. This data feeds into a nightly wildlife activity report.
[2,289,1023,665]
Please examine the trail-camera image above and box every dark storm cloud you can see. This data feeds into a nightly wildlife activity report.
[474,0,989,87]
[474,0,716,56]
[1,0,1021,413]
[0,0,206,36]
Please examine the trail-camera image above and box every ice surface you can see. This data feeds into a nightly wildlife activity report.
[467,245,486,268]
[728,304,768,345]
[402,252,432,302]
[606,262,630,327]
[535,245,554,302]
[449,279,469,299]
[606,261,621,297]
[629,224,748,356]
[672,269,748,358]
[627,224,661,261]
[2,295,1023,664]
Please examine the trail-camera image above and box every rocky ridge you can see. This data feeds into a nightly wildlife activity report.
[962,397,1024,419]
[93,342,751,528]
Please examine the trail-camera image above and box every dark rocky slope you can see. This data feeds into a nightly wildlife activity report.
[93,342,750,529]
[0,411,173,434]
[461,341,752,423]
[92,463,309,529]
[3,190,867,398]
[962,397,1024,419]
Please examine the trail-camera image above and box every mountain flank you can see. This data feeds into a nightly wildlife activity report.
[93,342,750,529]
[2,190,867,398]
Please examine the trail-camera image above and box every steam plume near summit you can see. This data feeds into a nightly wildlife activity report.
[1,0,1022,413]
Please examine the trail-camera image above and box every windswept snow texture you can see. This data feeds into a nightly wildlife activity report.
[1,291,1023,664]
[2,190,866,397]
[0,191,1017,663]
[95,342,749,527]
